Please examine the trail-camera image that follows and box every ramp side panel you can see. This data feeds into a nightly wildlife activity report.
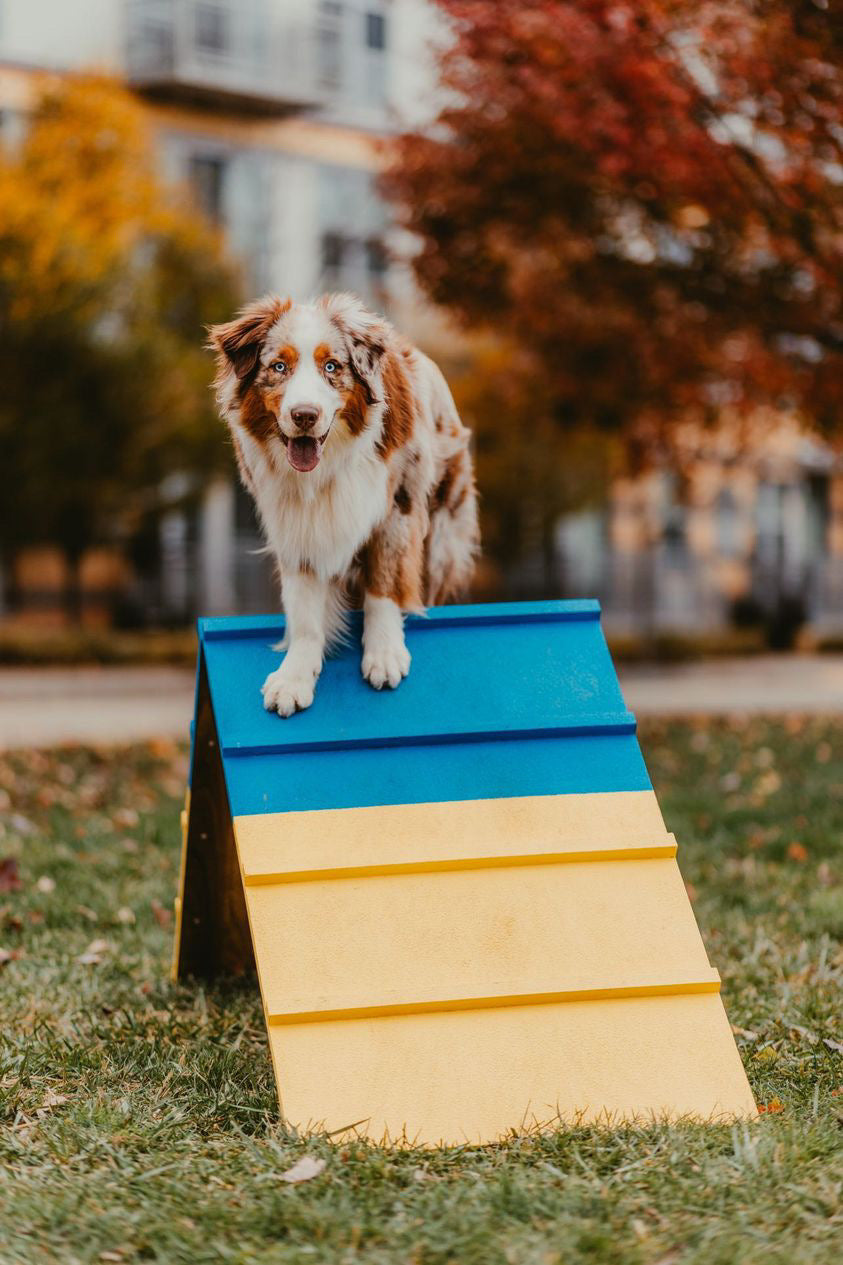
[174,656,254,980]
[268,992,758,1146]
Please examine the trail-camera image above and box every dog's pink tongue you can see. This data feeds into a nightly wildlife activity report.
[287,436,321,472]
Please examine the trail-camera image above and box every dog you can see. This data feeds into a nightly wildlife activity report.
[208,292,479,716]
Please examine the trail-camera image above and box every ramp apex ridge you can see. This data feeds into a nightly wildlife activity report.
[198,598,602,642]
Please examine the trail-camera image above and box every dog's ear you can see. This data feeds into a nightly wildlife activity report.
[207,295,289,382]
[321,292,387,404]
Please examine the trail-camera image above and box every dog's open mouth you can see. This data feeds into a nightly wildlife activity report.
[283,433,327,473]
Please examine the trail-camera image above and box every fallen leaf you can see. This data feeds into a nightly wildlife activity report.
[0,947,24,966]
[754,1045,779,1062]
[731,1025,759,1041]
[116,907,135,925]
[787,841,808,862]
[279,1155,326,1185]
[757,1097,784,1114]
[42,1092,68,1110]
[150,900,172,928]
[77,938,111,965]
[36,875,56,894]
[823,1037,843,1054]
[0,858,22,893]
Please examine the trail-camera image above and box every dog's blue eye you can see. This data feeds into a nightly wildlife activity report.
[324,360,340,374]
[271,361,287,373]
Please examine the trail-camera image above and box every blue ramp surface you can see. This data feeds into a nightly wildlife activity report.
[196,601,650,816]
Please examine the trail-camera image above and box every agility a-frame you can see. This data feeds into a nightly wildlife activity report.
[174,601,756,1146]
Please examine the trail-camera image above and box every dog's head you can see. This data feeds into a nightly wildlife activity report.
[208,293,388,473]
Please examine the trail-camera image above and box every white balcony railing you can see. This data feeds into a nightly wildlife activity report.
[126,0,321,115]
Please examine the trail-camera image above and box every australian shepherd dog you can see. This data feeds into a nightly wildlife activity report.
[209,293,479,716]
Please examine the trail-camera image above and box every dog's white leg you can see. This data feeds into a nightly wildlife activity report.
[361,594,411,690]
[262,571,329,716]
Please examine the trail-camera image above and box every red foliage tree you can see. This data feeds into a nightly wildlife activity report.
[384,1,843,444]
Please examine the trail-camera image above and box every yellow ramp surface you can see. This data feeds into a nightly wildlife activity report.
[232,792,756,1144]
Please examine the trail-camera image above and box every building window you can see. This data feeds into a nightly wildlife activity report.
[321,231,346,273]
[318,1,344,89]
[365,236,388,277]
[365,11,386,50]
[716,488,741,558]
[188,154,227,223]
[195,2,228,54]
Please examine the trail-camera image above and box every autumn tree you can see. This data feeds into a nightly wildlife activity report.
[0,75,238,596]
[445,340,617,591]
[385,1,843,450]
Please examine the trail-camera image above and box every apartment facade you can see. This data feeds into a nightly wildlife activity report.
[554,413,843,643]
[0,0,441,621]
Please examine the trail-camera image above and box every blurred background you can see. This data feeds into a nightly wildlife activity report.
[1,0,841,661]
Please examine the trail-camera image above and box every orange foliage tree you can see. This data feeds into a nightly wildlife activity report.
[0,76,239,576]
[385,1,843,442]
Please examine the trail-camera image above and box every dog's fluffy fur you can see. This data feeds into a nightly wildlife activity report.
[208,292,479,715]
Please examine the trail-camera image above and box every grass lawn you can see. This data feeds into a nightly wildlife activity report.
[1,718,841,1264]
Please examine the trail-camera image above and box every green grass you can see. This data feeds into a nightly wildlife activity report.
[1,719,841,1264]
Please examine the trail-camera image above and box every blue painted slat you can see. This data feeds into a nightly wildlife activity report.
[220,715,636,759]
[202,612,627,756]
[224,732,651,816]
[199,599,601,643]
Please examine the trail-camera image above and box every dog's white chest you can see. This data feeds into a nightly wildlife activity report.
[246,438,389,578]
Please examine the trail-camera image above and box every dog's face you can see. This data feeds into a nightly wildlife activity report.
[210,294,386,473]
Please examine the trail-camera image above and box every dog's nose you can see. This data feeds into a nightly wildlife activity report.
[290,405,321,431]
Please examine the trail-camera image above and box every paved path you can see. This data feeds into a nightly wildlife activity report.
[0,666,196,749]
[619,654,843,717]
[1,655,842,749]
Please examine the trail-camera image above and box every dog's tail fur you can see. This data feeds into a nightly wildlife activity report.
[423,360,480,607]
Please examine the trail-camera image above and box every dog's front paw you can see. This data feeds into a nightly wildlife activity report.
[362,642,411,690]
[261,665,316,717]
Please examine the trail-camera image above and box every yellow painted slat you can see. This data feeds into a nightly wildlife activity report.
[268,991,758,1146]
[235,790,669,883]
[243,857,714,1021]
[266,972,722,1026]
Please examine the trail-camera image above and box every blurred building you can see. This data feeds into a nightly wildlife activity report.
[0,0,443,621]
[554,413,843,645]
[2,4,842,642]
